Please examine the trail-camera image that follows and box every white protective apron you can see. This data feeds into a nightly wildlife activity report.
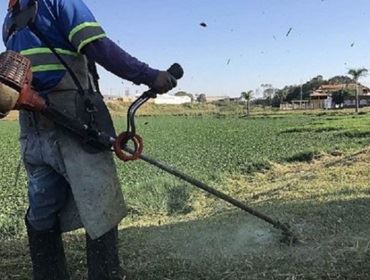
[47,55,127,239]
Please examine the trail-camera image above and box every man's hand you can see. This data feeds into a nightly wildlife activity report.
[152,71,177,94]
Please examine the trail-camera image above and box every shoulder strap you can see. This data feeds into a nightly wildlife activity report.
[8,0,20,11]
[36,0,102,96]
[87,60,101,95]
[6,0,37,42]
[28,22,86,96]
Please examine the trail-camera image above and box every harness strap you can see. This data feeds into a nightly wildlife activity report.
[34,0,102,96]
[8,0,19,11]
[28,22,86,97]
[6,0,37,42]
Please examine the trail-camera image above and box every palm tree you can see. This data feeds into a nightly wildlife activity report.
[347,68,368,113]
[241,90,253,116]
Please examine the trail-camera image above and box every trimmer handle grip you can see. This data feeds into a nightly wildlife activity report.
[144,63,184,99]
[167,63,184,80]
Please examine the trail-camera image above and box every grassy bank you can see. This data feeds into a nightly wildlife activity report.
[106,101,247,117]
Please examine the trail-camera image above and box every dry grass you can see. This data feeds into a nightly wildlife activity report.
[2,111,18,121]
[2,149,370,279]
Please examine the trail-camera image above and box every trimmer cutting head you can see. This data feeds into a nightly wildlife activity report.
[0,51,32,116]
[280,227,299,245]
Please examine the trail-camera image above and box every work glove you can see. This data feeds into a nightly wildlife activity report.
[152,71,177,94]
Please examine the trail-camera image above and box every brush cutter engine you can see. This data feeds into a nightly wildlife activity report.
[0,50,46,117]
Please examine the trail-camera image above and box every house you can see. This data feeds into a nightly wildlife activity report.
[153,94,191,105]
[310,83,370,109]
[317,84,369,94]
[206,96,230,103]
[290,100,311,110]
[310,91,331,109]
[343,96,370,107]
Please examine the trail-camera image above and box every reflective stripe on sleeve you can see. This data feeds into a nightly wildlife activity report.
[77,33,106,53]
[68,22,106,53]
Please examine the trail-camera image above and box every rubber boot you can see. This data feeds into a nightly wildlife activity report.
[86,227,127,280]
[25,217,70,280]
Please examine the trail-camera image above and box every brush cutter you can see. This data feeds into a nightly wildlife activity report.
[0,50,298,244]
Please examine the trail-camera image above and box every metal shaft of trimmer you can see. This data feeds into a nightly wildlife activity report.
[122,146,297,243]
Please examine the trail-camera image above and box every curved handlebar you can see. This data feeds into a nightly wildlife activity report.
[114,63,184,162]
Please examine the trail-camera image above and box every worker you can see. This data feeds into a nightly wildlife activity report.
[3,0,177,279]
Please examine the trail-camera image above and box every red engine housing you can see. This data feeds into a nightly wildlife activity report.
[15,70,46,112]
[0,51,46,112]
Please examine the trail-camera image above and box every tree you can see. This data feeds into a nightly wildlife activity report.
[197,94,207,103]
[331,90,351,107]
[347,68,368,113]
[241,90,253,115]
[278,75,326,103]
[261,84,273,106]
[175,91,194,102]
[328,75,354,85]
[271,88,288,108]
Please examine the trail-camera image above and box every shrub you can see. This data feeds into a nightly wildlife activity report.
[166,184,192,215]
[241,161,271,174]
[125,178,192,216]
[286,150,319,162]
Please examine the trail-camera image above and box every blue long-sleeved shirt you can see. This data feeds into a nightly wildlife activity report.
[3,0,159,91]
[83,37,159,87]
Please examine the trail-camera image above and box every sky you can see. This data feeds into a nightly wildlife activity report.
[1,0,370,97]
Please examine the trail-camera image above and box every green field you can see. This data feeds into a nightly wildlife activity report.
[1,112,370,279]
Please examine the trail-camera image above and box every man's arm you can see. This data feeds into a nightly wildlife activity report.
[55,0,176,93]
[82,37,158,87]
[82,38,177,93]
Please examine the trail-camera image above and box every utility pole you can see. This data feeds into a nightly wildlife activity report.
[125,88,130,98]
[300,83,303,109]
[261,83,273,107]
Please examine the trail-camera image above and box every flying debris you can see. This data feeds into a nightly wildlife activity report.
[227,58,231,65]
[286,27,293,37]
[200,22,207,28]
[350,42,355,47]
